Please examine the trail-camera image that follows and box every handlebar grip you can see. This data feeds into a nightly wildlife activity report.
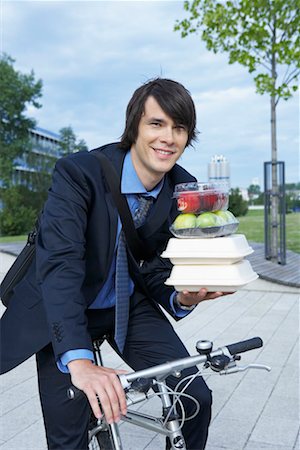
[226,337,263,355]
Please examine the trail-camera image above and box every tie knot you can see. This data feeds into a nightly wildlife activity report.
[133,195,154,228]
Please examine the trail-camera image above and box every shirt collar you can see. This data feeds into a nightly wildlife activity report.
[121,151,164,199]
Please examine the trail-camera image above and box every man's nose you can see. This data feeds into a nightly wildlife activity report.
[160,127,174,144]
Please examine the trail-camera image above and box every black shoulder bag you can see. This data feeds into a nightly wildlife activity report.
[0,152,150,307]
[0,214,41,307]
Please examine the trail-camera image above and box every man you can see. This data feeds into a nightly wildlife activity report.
[1,78,227,449]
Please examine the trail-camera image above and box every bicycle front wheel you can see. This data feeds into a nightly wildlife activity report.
[89,430,115,450]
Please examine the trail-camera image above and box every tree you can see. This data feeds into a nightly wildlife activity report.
[228,188,248,216]
[0,54,43,188]
[248,183,261,204]
[0,55,90,235]
[175,0,300,261]
[0,185,37,235]
[58,126,88,156]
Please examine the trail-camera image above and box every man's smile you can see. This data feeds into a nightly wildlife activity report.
[153,147,176,156]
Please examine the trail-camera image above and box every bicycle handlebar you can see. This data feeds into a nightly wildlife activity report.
[226,337,263,355]
[119,336,264,388]
[67,336,265,399]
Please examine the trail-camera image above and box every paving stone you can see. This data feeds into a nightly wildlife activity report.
[1,357,37,393]
[293,430,300,450]
[1,395,43,443]
[250,415,299,448]
[244,442,294,450]
[207,416,252,449]
[0,418,47,450]
[205,446,230,450]
[262,393,299,421]
[143,433,165,449]
[216,391,268,426]
[117,423,158,449]
[1,376,40,415]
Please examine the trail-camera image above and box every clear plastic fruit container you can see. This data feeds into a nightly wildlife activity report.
[170,210,239,239]
[173,182,228,214]
[170,222,239,239]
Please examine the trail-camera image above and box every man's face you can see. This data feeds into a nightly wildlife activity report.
[131,96,189,190]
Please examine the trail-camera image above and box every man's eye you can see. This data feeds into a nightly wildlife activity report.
[151,121,161,127]
[175,125,186,131]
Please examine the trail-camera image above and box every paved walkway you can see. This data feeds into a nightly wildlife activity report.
[0,250,299,450]
[247,242,300,288]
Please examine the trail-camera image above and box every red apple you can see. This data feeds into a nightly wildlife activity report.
[218,192,229,210]
[199,191,219,211]
[177,192,201,213]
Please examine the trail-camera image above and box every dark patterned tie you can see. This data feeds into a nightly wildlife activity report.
[133,195,154,228]
[114,195,153,352]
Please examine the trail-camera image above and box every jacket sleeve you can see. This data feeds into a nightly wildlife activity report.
[36,155,94,359]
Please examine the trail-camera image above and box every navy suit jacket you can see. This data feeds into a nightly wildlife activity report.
[0,143,196,373]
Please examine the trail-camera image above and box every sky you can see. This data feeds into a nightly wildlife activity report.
[1,0,299,189]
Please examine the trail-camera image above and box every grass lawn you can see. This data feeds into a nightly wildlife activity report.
[238,209,300,254]
[0,235,27,243]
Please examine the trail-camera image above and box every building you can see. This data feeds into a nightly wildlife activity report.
[13,126,61,188]
[208,155,230,190]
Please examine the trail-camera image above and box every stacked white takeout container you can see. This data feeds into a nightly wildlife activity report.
[161,234,258,292]
[161,182,258,292]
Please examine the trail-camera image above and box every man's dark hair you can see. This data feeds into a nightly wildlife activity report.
[120,78,198,150]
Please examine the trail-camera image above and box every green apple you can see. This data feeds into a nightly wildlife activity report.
[196,212,219,228]
[213,210,229,224]
[173,213,197,229]
[224,210,236,222]
[214,210,236,224]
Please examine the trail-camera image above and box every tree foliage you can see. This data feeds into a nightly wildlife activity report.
[175,0,300,101]
[58,126,88,156]
[248,184,261,196]
[0,186,37,235]
[228,187,248,216]
[0,54,43,187]
[0,55,90,235]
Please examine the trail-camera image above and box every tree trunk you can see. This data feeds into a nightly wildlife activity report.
[269,17,279,262]
[270,92,278,261]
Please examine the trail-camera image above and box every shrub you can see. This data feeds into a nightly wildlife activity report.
[0,185,38,235]
[228,188,248,217]
[0,205,36,235]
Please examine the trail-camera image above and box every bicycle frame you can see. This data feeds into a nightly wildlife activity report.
[81,337,270,450]
[92,339,188,449]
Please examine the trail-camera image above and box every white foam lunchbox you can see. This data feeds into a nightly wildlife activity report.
[161,234,253,265]
[165,260,258,292]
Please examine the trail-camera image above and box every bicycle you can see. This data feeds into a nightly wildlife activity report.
[68,336,271,450]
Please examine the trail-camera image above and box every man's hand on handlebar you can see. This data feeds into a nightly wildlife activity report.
[177,288,235,307]
[68,359,128,423]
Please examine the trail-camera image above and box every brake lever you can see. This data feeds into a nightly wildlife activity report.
[219,363,271,375]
